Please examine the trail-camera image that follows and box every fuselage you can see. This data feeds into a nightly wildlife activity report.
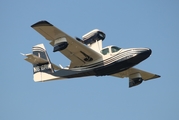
[94,47,152,75]
[28,21,159,83]
[53,46,152,78]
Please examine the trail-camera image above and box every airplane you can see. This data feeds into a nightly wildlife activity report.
[22,20,160,88]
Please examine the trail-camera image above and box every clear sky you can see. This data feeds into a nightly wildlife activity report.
[1,0,179,120]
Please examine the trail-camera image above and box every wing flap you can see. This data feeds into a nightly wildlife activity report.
[24,54,61,70]
[112,68,160,81]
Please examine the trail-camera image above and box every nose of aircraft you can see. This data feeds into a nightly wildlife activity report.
[145,48,152,56]
[139,48,152,60]
[121,48,152,69]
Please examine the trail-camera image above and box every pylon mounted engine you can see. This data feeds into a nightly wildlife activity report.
[82,29,105,45]
[81,29,106,53]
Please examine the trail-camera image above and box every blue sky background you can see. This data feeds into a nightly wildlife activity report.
[1,0,179,120]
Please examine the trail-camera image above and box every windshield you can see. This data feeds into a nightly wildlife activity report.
[111,46,121,53]
[101,48,109,55]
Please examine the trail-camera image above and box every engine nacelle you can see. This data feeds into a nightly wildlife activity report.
[82,29,105,45]
[129,73,143,88]
[53,38,68,52]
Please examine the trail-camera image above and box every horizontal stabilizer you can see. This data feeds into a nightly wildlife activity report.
[23,54,61,70]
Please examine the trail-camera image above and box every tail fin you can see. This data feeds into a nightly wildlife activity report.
[23,44,61,81]
[32,43,54,73]
[82,29,105,53]
[31,44,60,82]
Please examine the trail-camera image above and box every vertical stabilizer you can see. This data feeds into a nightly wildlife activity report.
[32,44,57,82]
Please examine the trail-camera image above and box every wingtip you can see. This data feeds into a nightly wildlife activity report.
[31,20,53,27]
[154,74,161,79]
[20,53,25,56]
[144,74,161,81]
[20,53,32,57]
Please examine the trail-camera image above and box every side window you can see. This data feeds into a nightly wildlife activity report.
[111,46,120,53]
[101,48,109,55]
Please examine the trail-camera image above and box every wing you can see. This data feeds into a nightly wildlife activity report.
[111,68,160,81]
[31,21,102,68]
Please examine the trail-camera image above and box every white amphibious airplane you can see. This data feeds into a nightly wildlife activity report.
[22,20,160,87]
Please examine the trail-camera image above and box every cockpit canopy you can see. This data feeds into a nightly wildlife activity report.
[101,46,121,55]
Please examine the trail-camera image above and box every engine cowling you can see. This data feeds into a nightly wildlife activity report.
[82,29,105,45]
[129,73,143,88]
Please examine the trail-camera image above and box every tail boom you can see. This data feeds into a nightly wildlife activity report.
[34,72,61,82]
